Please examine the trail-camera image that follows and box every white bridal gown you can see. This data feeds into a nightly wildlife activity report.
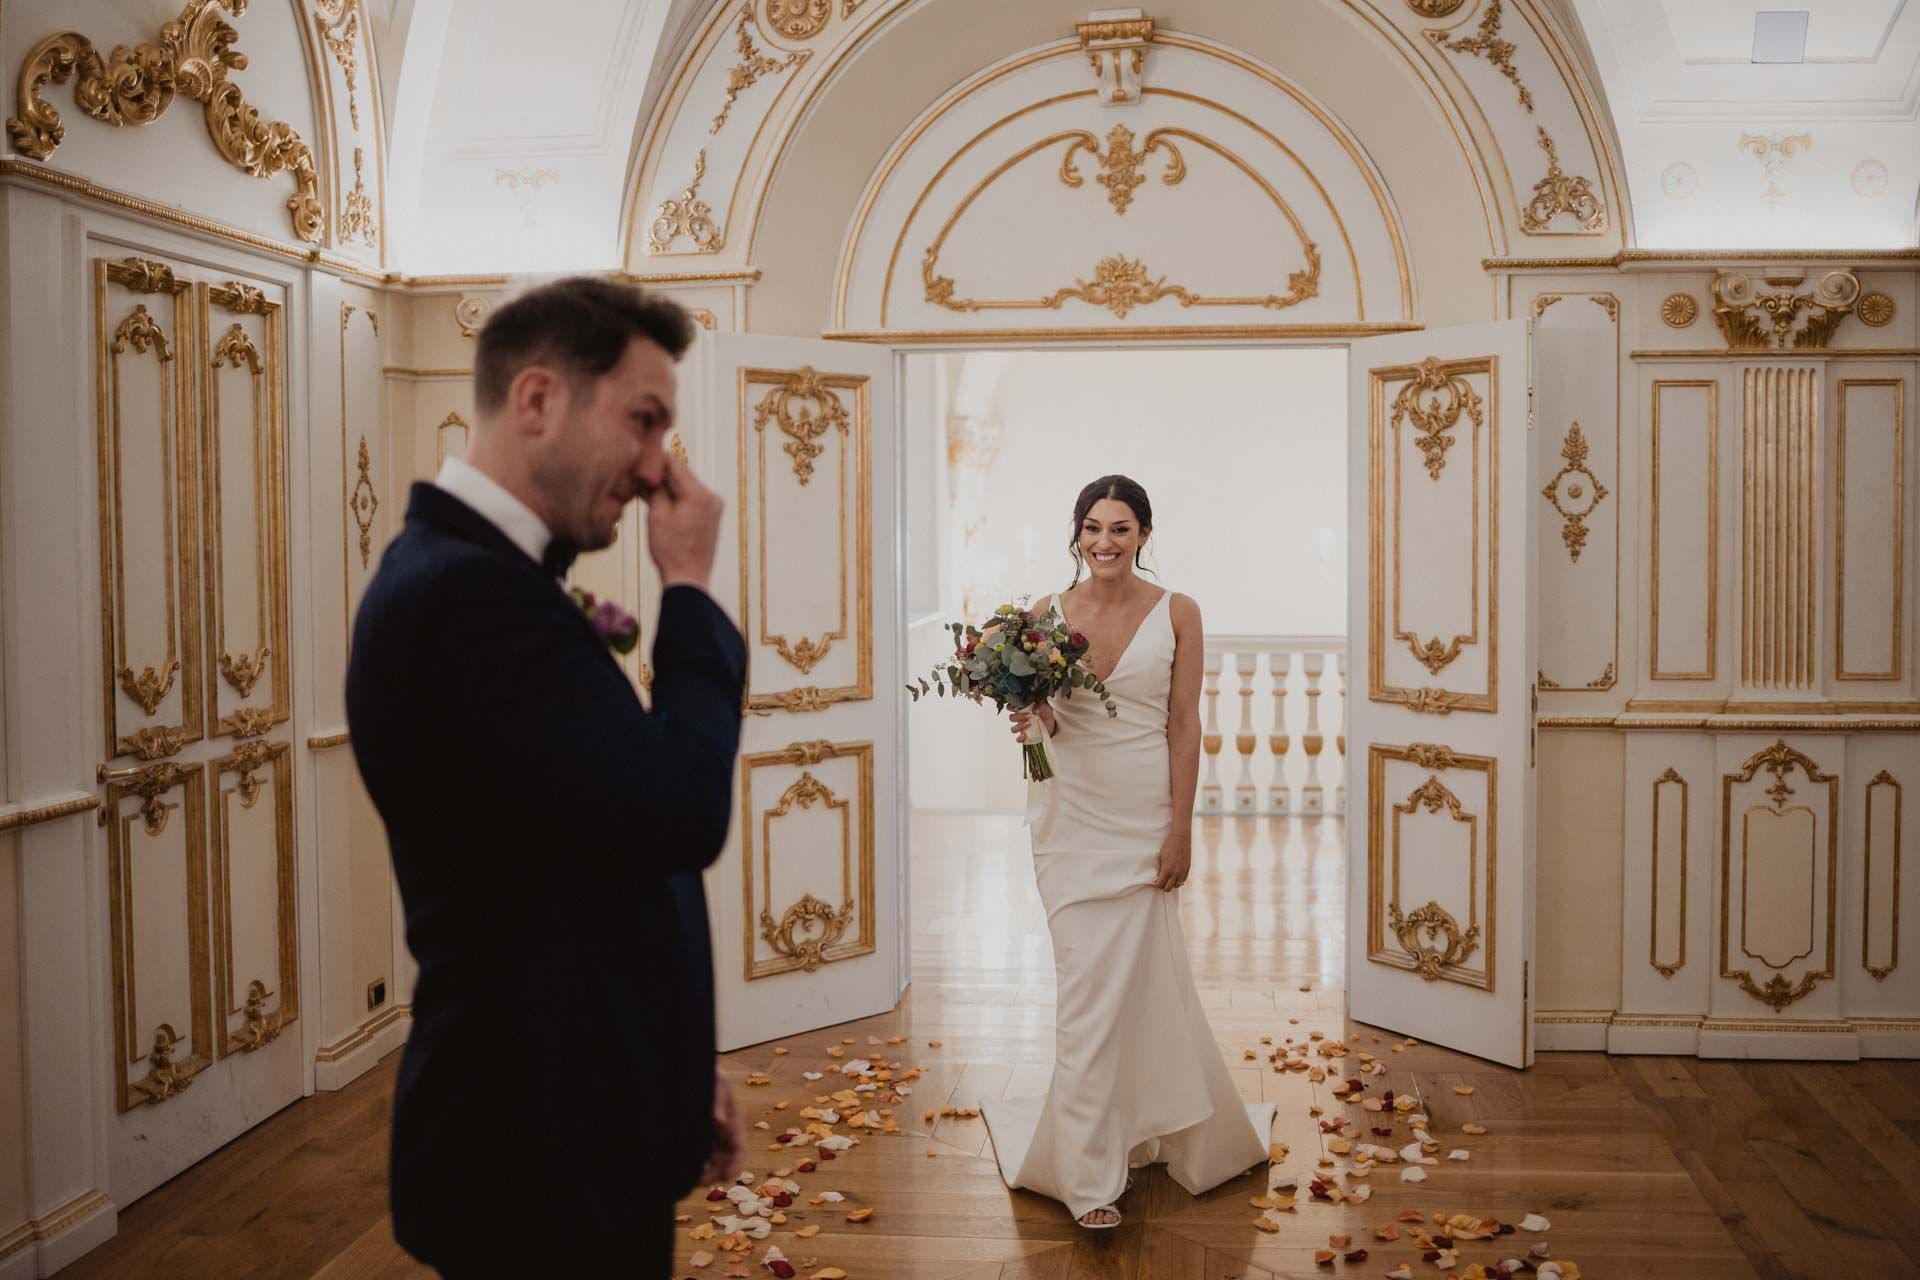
[984,589,1274,1221]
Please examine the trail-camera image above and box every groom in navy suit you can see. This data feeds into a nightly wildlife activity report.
[347,278,747,1276]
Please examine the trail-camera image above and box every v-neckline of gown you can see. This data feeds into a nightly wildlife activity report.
[1058,587,1169,686]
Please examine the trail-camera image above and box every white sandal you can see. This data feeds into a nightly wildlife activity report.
[1077,1203,1122,1229]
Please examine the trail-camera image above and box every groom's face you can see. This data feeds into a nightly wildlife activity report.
[535,335,678,550]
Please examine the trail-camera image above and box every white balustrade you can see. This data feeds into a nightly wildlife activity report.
[1194,636,1347,818]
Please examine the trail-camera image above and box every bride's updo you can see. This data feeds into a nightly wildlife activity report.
[1067,474,1154,586]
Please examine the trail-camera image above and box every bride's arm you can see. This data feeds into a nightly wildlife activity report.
[1165,593,1205,826]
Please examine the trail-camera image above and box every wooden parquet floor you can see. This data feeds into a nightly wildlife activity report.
[60,813,1920,1279]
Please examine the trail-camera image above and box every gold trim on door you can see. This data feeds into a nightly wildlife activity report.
[198,282,291,740]
[739,739,877,980]
[95,257,205,762]
[1368,357,1498,714]
[103,761,213,1111]
[1649,380,1719,680]
[1366,743,1496,990]
[210,740,298,1057]
[737,367,873,713]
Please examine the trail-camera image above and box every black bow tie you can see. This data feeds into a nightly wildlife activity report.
[540,537,579,579]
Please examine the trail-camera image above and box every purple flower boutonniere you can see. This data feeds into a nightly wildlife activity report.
[568,587,640,655]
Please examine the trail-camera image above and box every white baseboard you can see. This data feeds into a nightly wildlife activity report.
[1606,1014,1703,1056]
[314,1004,411,1091]
[0,1190,118,1277]
[1697,1018,1859,1060]
[1852,1019,1920,1058]
[1533,1010,1612,1051]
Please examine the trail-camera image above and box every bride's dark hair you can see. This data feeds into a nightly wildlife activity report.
[1067,474,1155,587]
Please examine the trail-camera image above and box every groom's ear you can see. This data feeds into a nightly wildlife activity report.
[505,363,570,436]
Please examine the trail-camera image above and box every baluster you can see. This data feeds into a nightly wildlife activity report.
[1300,652,1326,815]
[1333,651,1348,816]
[1233,651,1258,815]
[1267,651,1292,815]
[1199,651,1224,814]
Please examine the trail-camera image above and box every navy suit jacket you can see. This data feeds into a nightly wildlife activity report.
[346,482,746,1260]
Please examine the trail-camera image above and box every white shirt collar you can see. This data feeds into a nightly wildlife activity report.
[434,454,553,569]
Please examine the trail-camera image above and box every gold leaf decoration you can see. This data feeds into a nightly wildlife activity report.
[1425,0,1532,112]
[1522,128,1605,232]
[1060,123,1186,216]
[7,1,323,243]
[113,306,173,360]
[318,5,360,129]
[119,661,182,716]
[1389,899,1481,981]
[231,978,283,1050]
[135,1023,195,1103]
[648,150,723,254]
[761,892,856,972]
[211,323,260,372]
[350,435,378,568]
[1710,269,1859,350]
[1541,420,1608,562]
[753,365,848,485]
[762,0,830,40]
[340,146,376,247]
[218,647,269,698]
[1857,291,1896,327]
[1660,292,1699,328]
[1391,355,1482,481]
[1405,0,1466,14]
[713,3,805,135]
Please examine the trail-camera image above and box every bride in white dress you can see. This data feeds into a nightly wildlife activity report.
[982,476,1273,1229]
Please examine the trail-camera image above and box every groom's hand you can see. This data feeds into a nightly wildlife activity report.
[699,1067,747,1185]
[644,455,723,591]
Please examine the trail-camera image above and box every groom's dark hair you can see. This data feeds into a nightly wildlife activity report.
[473,276,697,413]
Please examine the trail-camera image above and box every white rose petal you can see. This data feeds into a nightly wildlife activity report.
[1399,1142,1425,1163]
[1400,1166,1428,1183]
[819,1191,846,1202]
[1448,1149,1471,1161]
[803,1071,824,1081]
[1521,1213,1552,1232]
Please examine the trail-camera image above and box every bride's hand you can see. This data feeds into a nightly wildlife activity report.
[1153,833,1191,892]
[1009,703,1057,741]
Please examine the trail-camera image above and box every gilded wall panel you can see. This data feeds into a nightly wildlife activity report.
[95,257,205,762]
[1367,356,1500,714]
[340,302,383,650]
[739,740,876,981]
[1651,768,1687,977]
[103,761,212,1112]
[198,282,291,740]
[1532,300,1618,693]
[1864,770,1901,981]
[1648,379,1719,681]
[1367,743,1496,991]
[1835,378,1905,682]
[1720,740,1838,1012]
[736,366,873,713]
[1739,367,1819,691]
[210,741,297,1057]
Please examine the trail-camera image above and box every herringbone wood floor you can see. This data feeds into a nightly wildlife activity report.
[59,814,1920,1278]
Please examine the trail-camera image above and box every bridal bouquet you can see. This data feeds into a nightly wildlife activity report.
[906,599,1116,781]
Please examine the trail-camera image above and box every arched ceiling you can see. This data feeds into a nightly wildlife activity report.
[366,0,1920,273]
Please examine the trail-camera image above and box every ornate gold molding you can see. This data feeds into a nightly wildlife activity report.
[1425,0,1531,112]
[1720,740,1837,1012]
[7,0,323,243]
[1393,355,1481,481]
[741,741,876,980]
[341,147,375,247]
[1649,379,1718,681]
[1835,379,1904,682]
[1064,123,1183,215]
[648,150,723,254]
[714,3,806,134]
[1865,770,1901,981]
[1739,133,1810,208]
[763,0,830,40]
[434,411,469,469]
[1541,421,1606,562]
[1405,0,1466,15]
[1858,291,1896,327]
[1368,744,1495,990]
[1712,269,1859,350]
[0,794,101,833]
[318,3,360,129]
[453,294,493,337]
[1660,293,1699,328]
[1076,14,1154,105]
[1651,767,1687,978]
[753,365,848,486]
[919,125,1321,319]
[350,436,378,569]
[1522,128,1604,232]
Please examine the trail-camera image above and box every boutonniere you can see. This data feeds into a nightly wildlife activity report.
[568,587,640,655]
